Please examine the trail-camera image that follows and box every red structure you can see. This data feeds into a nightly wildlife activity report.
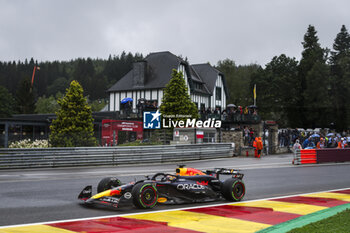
[101,119,143,146]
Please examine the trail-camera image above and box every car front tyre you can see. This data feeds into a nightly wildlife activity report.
[132,183,158,209]
[97,177,122,193]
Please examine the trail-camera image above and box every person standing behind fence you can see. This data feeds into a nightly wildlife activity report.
[244,107,248,115]
[338,138,348,148]
[249,128,254,145]
[264,129,269,155]
[244,127,249,146]
[256,137,263,158]
[293,139,302,152]
[316,138,326,149]
[302,137,314,149]
[328,136,337,148]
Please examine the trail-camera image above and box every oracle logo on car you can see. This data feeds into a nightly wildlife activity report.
[177,183,205,190]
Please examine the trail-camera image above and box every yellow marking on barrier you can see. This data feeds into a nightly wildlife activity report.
[0,225,76,233]
[302,192,350,202]
[231,200,326,215]
[125,210,271,233]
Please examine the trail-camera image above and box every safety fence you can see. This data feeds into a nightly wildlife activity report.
[0,143,233,169]
[293,148,350,165]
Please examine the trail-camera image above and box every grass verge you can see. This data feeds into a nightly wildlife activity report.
[287,208,350,233]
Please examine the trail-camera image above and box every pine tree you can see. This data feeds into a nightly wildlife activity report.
[15,77,35,114]
[298,25,331,128]
[330,25,350,130]
[0,86,16,117]
[160,69,198,123]
[250,55,299,127]
[303,62,331,127]
[49,80,97,147]
[331,25,350,62]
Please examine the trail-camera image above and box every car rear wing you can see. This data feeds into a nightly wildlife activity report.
[212,168,244,179]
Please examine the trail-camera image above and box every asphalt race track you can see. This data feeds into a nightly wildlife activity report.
[0,153,350,227]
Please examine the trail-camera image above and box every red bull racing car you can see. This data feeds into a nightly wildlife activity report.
[78,165,245,209]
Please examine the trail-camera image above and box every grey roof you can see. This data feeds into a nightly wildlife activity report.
[189,66,211,95]
[107,51,221,97]
[191,63,228,97]
[189,65,203,83]
[107,51,185,92]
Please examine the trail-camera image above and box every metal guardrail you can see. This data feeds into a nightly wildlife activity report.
[0,143,233,169]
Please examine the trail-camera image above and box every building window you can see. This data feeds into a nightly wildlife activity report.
[194,82,202,90]
[203,132,216,143]
[216,87,222,100]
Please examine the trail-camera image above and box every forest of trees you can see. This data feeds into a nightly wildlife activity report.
[1,25,350,130]
[217,24,350,131]
[0,52,143,116]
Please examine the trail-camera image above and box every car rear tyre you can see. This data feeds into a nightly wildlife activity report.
[132,183,158,209]
[221,178,245,201]
[97,177,122,193]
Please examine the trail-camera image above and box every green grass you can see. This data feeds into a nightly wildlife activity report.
[118,140,162,146]
[288,209,350,233]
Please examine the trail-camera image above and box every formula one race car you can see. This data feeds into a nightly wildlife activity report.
[78,165,245,209]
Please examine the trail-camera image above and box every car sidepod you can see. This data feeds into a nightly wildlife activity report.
[155,175,222,204]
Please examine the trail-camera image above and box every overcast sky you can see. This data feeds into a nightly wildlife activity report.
[1,0,349,66]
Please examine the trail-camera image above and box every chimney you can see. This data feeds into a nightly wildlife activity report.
[132,61,147,87]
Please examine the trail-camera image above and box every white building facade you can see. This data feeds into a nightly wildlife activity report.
[107,51,228,112]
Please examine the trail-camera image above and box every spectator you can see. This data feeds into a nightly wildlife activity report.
[249,128,254,145]
[152,101,158,109]
[316,138,326,149]
[292,139,302,152]
[244,126,249,146]
[244,107,248,115]
[136,99,143,117]
[279,130,286,147]
[222,110,227,121]
[264,129,269,155]
[338,138,348,148]
[331,136,339,148]
[328,136,336,148]
[123,101,131,115]
[302,137,315,149]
